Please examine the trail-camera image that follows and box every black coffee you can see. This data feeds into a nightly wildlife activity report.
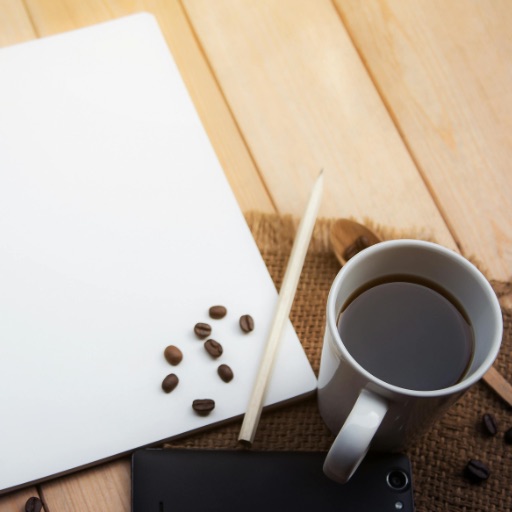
[338,276,474,391]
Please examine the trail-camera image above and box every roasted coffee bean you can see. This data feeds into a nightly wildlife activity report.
[464,459,490,483]
[204,339,223,358]
[164,345,183,366]
[192,399,215,415]
[239,314,254,333]
[25,497,43,512]
[482,413,498,436]
[209,305,227,319]
[161,373,179,393]
[343,236,371,262]
[218,364,234,383]
[194,322,212,339]
[504,426,512,444]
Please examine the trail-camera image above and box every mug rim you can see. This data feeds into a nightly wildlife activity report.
[327,239,503,398]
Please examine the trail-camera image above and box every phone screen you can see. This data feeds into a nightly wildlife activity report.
[132,448,414,512]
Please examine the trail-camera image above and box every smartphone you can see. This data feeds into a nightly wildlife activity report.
[132,448,414,512]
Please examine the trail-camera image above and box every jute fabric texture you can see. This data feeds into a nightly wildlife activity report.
[166,213,512,512]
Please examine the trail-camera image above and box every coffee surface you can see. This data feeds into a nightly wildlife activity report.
[338,278,474,391]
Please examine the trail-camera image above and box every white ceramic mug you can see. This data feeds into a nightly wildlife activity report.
[318,240,502,483]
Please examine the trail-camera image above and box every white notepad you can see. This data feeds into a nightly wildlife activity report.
[0,14,316,493]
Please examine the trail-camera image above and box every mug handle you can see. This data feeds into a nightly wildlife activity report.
[323,389,388,483]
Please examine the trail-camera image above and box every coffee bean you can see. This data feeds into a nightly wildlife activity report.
[192,399,215,415]
[464,459,490,483]
[343,236,371,262]
[164,345,183,366]
[25,497,43,512]
[504,426,512,444]
[218,364,234,382]
[209,305,227,319]
[482,413,498,436]
[239,314,254,333]
[162,373,179,393]
[194,322,212,339]
[204,339,223,358]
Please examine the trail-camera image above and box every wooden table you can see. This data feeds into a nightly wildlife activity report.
[1,1,511,510]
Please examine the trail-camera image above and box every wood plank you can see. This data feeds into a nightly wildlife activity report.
[334,0,512,280]
[182,0,456,250]
[42,458,131,512]
[0,487,45,512]
[22,0,274,212]
[0,0,37,46]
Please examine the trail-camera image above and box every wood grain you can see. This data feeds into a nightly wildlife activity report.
[182,0,455,250]
[41,458,131,512]
[0,487,44,512]
[0,0,36,46]
[334,0,512,280]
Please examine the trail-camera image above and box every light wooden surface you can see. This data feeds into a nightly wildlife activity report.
[1,0,510,509]
[334,0,512,280]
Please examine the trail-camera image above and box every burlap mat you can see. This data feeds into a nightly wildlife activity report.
[166,213,512,512]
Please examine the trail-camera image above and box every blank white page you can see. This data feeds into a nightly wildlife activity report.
[0,14,316,493]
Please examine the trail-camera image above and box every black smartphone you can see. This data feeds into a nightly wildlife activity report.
[132,448,414,512]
